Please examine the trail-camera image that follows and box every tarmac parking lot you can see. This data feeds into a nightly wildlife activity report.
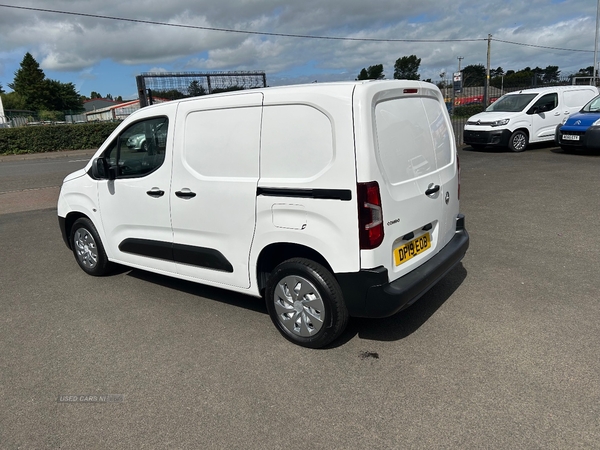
[1,144,599,449]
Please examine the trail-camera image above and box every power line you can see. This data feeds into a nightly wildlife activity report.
[0,3,594,53]
[492,38,594,53]
[0,3,484,43]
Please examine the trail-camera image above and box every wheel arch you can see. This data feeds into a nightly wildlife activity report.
[61,211,92,250]
[255,242,333,295]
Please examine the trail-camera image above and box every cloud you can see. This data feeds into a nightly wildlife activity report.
[0,0,598,89]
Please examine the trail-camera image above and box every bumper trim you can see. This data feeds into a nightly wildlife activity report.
[337,214,469,318]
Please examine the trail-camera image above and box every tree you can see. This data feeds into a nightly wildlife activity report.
[542,65,560,83]
[490,67,504,78]
[356,64,385,80]
[0,92,27,110]
[44,80,82,111]
[90,91,102,99]
[6,52,82,111]
[0,83,4,94]
[462,64,486,87]
[8,52,46,110]
[187,80,206,97]
[394,55,420,80]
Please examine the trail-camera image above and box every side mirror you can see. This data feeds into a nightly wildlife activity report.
[91,157,108,179]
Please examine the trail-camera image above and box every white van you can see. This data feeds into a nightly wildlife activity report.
[463,85,599,152]
[58,80,469,348]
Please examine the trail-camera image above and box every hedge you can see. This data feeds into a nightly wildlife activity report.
[453,104,486,118]
[0,122,120,155]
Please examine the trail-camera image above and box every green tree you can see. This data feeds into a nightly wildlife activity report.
[462,64,486,87]
[0,83,4,94]
[8,52,46,110]
[542,65,560,83]
[356,64,385,80]
[393,55,420,80]
[90,91,102,99]
[0,91,27,110]
[45,80,82,111]
[187,80,206,96]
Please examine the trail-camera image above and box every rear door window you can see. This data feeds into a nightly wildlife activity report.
[374,97,450,184]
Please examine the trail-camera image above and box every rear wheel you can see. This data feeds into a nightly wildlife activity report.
[265,258,348,348]
[70,218,112,276]
[508,130,528,152]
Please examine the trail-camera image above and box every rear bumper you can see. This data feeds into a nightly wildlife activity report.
[337,214,469,318]
[463,129,511,147]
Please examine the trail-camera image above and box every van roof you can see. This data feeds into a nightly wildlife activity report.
[140,79,436,110]
[506,85,598,95]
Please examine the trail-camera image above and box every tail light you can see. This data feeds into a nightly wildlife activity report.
[357,181,384,249]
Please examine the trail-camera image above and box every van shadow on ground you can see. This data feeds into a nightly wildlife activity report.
[122,262,467,348]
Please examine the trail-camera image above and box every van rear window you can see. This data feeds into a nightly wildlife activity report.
[374,97,451,184]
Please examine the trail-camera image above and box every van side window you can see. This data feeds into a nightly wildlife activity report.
[532,93,558,113]
[104,117,168,178]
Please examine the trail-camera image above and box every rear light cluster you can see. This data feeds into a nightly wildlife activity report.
[357,181,384,249]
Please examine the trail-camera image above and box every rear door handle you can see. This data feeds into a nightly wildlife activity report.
[146,189,165,198]
[425,184,440,196]
[175,190,197,199]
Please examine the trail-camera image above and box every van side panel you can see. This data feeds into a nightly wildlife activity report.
[251,87,360,275]
[170,94,263,289]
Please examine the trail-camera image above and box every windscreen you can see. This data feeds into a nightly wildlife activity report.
[486,93,537,112]
[581,95,600,112]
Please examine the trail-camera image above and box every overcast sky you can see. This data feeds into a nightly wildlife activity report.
[0,0,598,99]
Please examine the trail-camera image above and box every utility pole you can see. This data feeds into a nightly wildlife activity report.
[484,34,491,107]
[595,0,600,85]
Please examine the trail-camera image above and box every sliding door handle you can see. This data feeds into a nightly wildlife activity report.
[175,190,197,199]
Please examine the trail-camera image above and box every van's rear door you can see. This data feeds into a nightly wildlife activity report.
[354,83,459,281]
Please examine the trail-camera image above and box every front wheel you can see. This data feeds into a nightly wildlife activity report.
[265,258,348,348]
[70,218,112,276]
[508,130,528,152]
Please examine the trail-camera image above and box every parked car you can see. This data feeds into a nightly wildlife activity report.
[126,121,167,151]
[57,80,469,348]
[464,85,599,152]
[555,94,600,152]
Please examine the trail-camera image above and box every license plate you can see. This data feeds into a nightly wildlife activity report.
[394,232,431,266]
[562,134,580,141]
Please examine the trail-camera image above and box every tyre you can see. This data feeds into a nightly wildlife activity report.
[508,130,528,152]
[70,218,112,276]
[265,258,348,348]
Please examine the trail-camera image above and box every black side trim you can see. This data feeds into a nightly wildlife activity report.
[257,187,352,201]
[118,239,233,273]
[119,238,174,261]
[172,244,233,273]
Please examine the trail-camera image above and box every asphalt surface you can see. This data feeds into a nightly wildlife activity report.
[1,145,599,449]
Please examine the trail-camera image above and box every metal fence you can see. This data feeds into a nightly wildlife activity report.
[0,109,87,128]
[136,71,267,107]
